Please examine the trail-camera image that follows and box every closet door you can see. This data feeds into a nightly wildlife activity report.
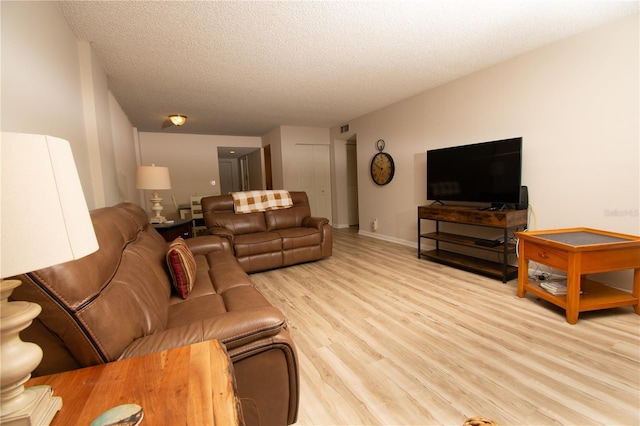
[294,144,331,222]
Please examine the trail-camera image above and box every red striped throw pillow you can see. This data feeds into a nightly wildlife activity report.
[166,237,196,299]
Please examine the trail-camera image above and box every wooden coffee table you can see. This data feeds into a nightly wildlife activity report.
[26,339,243,425]
[516,228,640,324]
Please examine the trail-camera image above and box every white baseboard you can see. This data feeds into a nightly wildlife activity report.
[333,223,352,229]
[357,230,416,248]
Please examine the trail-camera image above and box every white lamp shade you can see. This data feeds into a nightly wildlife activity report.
[0,133,99,278]
[136,165,171,190]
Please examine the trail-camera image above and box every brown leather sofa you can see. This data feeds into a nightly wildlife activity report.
[201,191,332,273]
[11,203,298,426]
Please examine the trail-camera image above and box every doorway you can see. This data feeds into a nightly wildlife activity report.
[217,147,263,194]
[346,136,359,227]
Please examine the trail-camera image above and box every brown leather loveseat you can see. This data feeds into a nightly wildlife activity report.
[11,203,299,426]
[201,191,332,273]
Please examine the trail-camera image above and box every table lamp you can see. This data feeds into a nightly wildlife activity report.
[136,164,172,223]
[0,133,99,425]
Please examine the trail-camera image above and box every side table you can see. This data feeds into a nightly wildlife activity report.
[26,340,244,425]
[516,227,640,324]
[153,218,192,241]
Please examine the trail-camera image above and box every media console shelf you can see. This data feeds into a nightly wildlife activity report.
[418,205,528,282]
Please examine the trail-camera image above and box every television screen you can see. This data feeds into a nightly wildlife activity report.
[427,137,522,205]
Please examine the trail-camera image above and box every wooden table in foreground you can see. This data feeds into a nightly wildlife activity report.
[516,228,640,324]
[26,340,244,426]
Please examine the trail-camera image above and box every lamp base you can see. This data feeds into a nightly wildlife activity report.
[1,385,62,426]
[149,194,167,224]
[1,280,61,426]
[149,216,167,224]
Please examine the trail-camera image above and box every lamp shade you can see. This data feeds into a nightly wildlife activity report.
[136,165,171,190]
[0,133,99,278]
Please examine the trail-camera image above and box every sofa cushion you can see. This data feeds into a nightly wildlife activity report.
[209,211,267,235]
[167,290,285,350]
[276,227,322,249]
[235,232,282,257]
[265,204,312,231]
[166,237,197,299]
[123,301,286,357]
[169,250,256,305]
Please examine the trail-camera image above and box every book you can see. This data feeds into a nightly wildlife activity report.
[540,281,567,295]
[539,280,582,296]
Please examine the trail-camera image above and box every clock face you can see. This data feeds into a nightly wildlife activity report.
[370,152,395,185]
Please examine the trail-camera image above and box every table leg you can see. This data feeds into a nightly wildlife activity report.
[565,253,581,324]
[633,268,640,314]
[417,216,421,259]
[517,241,527,298]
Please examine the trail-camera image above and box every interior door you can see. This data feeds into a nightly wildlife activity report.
[295,144,331,221]
[264,144,273,190]
[219,161,234,195]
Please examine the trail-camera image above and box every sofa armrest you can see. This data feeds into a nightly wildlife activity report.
[228,328,299,426]
[186,234,231,255]
[119,306,286,360]
[302,216,329,230]
[207,226,235,246]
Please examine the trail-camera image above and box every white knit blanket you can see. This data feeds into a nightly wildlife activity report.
[231,190,293,214]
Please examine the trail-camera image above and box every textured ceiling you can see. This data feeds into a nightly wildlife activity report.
[59,1,639,136]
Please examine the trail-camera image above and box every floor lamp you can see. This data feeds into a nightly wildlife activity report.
[0,133,99,425]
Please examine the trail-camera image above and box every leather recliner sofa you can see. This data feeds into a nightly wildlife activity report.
[11,203,299,426]
[201,191,332,273]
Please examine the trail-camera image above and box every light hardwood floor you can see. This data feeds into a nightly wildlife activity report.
[251,227,640,426]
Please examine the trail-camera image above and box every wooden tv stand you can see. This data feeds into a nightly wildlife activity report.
[418,205,528,282]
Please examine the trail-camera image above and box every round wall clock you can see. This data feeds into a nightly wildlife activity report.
[370,140,395,185]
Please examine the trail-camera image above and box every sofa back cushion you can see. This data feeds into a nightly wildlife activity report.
[202,194,266,234]
[13,203,172,367]
[265,191,311,231]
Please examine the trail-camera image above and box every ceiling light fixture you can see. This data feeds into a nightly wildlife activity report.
[169,114,186,126]
[162,114,187,129]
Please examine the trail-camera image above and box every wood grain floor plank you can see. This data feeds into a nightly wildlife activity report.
[250,228,640,425]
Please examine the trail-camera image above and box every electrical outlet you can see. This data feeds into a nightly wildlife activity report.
[372,218,378,231]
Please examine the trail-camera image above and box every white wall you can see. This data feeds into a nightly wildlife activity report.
[137,132,262,217]
[78,41,120,207]
[109,93,138,203]
[1,1,93,202]
[335,13,638,242]
[331,13,639,288]
[1,1,134,209]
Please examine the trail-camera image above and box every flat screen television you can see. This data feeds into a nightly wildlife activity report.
[426,137,522,205]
